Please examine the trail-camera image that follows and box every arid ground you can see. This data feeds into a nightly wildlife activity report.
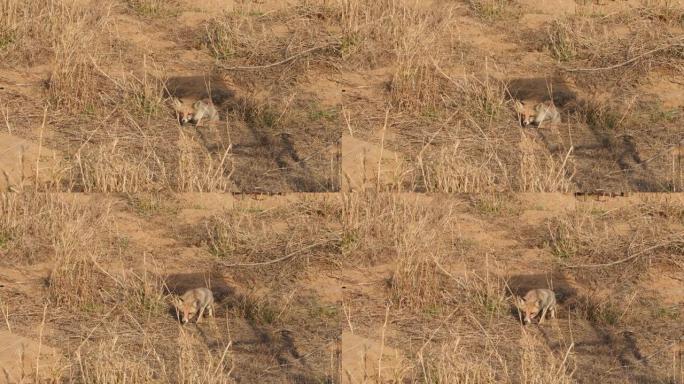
[340,192,683,383]
[0,0,683,383]
[0,193,342,383]
[340,0,684,193]
[1,193,683,382]
[1,0,341,193]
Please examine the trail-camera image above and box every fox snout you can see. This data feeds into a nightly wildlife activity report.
[181,308,193,324]
[178,114,193,126]
[523,313,534,324]
[176,302,195,324]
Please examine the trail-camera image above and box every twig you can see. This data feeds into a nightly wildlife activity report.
[563,235,682,269]
[35,106,47,192]
[218,43,338,71]
[217,238,335,267]
[376,108,389,189]
[564,39,684,72]
[342,300,354,334]
[377,304,390,382]
[556,342,575,378]
[35,303,48,380]
[0,298,10,332]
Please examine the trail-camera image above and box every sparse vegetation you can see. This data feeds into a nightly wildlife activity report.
[125,0,179,18]
[467,0,521,22]
[340,193,683,383]
[1,0,683,382]
[0,194,340,383]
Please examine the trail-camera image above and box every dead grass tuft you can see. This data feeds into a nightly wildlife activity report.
[343,193,465,310]
[0,0,108,65]
[69,139,169,192]
[546,200,684,281]
[119,62,168,120]
[546,10,684,86]
[467,0,521,22]
[46,14,106,111]
[125,0,179,18]
[569,293,623,326]
[205,198,341,278]
[77,331,234,383]
[0,194,112,309]
[417,331,575,383]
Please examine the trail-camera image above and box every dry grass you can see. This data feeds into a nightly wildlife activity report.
[546,8,684,87]
[466,0,521,22]
[45,7,108,111]
[2,0,681,194]
[199,4,340,70]
[0,0,106,64]
[341,193,683,383]
[418,333,574,383]
[204,197,341,276]
[1,0,340,193]
[0,0,112,109]
[0,194,342,382]
[125,0,179,18]
[1,0,683,381]
[339,0,461,110]
[0,194,163,313]
[338,0,683,193]
[343,193,512,314]
[2,193,683,382]
[75,325,234,384]
[0,193,109,266]
[338,0,580,193]
[545,199,684,280]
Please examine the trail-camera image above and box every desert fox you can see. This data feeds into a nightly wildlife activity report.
[175,287,215,324]
[171,97,219,126]
[514,100,561,127]
[516,289,556,325]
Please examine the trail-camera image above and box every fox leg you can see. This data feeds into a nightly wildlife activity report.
[196,305,207,323]
[539,306,549,324]
[208,303,214,317]
[550,305,556,319]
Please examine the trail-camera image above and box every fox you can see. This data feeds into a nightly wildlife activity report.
[514,100,561,127]
[171,97,219,126]
[175,287,215,324]
[516,288,557,325]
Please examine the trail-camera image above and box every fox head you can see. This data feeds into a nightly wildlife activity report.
[516,296,541,325]
[514,100,536,127]
[171,97,194,125]
[175,297,198,324]
[171,97,207,126]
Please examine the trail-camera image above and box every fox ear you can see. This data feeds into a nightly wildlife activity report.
[513,100,525,113]
[515,296,525,308]
[173,296,185,308]
[193,100,208,108]
[171,97,182,109]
